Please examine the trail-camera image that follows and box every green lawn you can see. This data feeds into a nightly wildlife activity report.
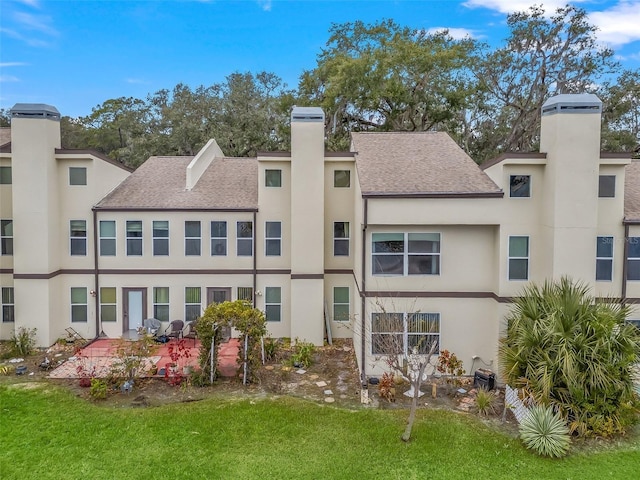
[1,383,638,480]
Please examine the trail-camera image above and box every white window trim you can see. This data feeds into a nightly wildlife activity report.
[1,287,14,323]
[265,169,282,187]
[70,220,87,256]
[334,221,350,256]
[372,232,441,277]
[0,219,12,256]
[371,312,440,356]
[99,220,116,256]
[126,220,143,256]
[99,287,117,322]
[71,287,88,323]
[152,220,169,256]
[333,287,350,322]
[508,235,529,281]
[237,221,253,257]
[265,287,281,322]
[185,287,202,322]
[69,166,87,186]
[210,221,227,256]
[185,221,201,256]
[265,221,281,257]
[628,237,640,281]
[596,236,614,282]
[153,287,170,322]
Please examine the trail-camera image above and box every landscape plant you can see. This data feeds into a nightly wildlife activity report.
[196,300,266,384]
[436,349,465,388]
[475,388,497,416]
[499,277,640,437]
[89,378,108,400]
[289,339,315,368]
[109,335,157,386]
[519,405,571,458]
[8,327,37,357]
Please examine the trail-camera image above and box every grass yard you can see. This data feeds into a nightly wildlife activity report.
[1,383,638,480]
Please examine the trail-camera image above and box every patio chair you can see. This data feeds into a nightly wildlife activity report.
[164,320,184,341]
[143,318,161,336]
[182,319,198,346]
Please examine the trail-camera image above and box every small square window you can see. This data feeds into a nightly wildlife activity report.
[510,175,530,198]
[69,167,87,186]
[598,175,615,198]
[0,166,11,185]
[265,169,282,187]
[334,170,350,188]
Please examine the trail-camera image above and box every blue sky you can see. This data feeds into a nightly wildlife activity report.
[1,0,639,118]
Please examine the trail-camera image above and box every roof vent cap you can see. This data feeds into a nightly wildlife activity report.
[291,106,324,123]
[10,103,61,121]
[541,94,601,116]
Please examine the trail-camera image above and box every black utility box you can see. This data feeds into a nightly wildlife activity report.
[473,369,495,390]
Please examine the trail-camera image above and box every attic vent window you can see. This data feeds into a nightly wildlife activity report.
[559,105,600,111]
[292,114,324,122]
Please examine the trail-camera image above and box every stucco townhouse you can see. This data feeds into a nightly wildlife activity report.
[1,93,639,379]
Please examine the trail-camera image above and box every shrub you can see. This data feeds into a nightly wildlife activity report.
[89,378,108,400]
[263,336,279,362]
[437,350,465,377]
[290,339,315,368]
[475,388,497,416]
[500,277,640,436]
[378,372,396,402]
[520,405,571,458]
[9,327,37,357]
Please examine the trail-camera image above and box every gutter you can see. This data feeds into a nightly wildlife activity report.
[622,223,630,302]
[253,211,257,307]
[92,208,101,338]
[360,198,368,385]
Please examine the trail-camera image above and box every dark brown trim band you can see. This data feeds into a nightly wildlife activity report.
[55,148,133,172]
[14,269,94,279]
[0,269,13,275]
[365,290,504,300]
[291,274,324,280]
[324,269,353,275]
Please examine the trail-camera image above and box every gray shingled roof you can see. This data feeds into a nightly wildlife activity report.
[0,128,10,147]
[352,132,502,196]
[95,155,258,210]
[625,159,640,223]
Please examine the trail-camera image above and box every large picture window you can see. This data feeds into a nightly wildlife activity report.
[596,236,614,281]
[70,220,87,256]
[126,221,143,256]
[628,237,640,281]
[71,288,88,323]
[508,236,529,281]
[99,220,116,256]
[153,221,169,256]
[100,287,116,322]
[211,221,227,256]
[237,221,253,256]
[371,312,439,355]
[372,233,440,276]
[185,221,201,256]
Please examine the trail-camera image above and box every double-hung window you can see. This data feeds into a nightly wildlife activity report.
[372,233,440,276]
[1,220,13,255]
[334,222,349,256]
[628,237,640,281]
[265,287,281,322]
[71,288,88,323]
[371,312,440,355]
[211,221,227,256]
[185,221,201,256]
[185,287,201,322]
[126,221,143,256]
[333,287,350,321]
[153,287,170,322]
[100,287,116,322]
[237,221,253,256]
[70,220,87,256]
[265,221,281,256]
[1,287,14,323]
[99,220,116,256]
[153,221,169,256]
[508,236,529,280]
[596,236,614,281]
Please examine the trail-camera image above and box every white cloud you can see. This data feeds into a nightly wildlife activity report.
[14,11,59,37]
[426,27,478,40]
[0,75,20,83]
[589,1,640,46]
[257,0,272,11]
[125,78,149,85]
[462,0,583,14]
[17,0,41,8]
[0,62,28,68]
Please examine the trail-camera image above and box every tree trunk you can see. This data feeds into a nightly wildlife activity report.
[401,361,428,442]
